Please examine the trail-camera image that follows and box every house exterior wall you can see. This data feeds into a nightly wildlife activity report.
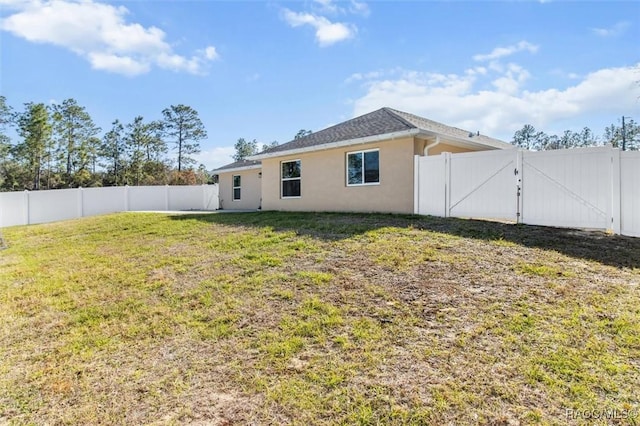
[218,169,261,210]
[261,137,416,214]
[429,143,483,155]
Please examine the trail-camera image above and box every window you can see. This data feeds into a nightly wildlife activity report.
[232,175,241,200]
[281,160,301,198]
[347,149,379,185]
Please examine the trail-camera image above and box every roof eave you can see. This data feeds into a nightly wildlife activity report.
[212,164,262,174]
[248,128,421,160]
[416,130,513,150]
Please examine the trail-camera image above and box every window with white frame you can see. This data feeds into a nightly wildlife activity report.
[232,175,241,200]
[281,160,301,198]
[347,149,379,185]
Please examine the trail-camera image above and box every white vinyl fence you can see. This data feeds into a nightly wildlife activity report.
[415,146,640,237]
[0,185,219,227]
[621,151,640,237]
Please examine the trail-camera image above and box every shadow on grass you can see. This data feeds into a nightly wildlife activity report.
[171,211,640,269]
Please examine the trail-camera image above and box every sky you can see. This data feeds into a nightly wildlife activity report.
[1,0,639,170]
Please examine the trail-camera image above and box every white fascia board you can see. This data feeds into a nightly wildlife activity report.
[416,130,513,150]
[213,164,262,174]
[248,129,421,160]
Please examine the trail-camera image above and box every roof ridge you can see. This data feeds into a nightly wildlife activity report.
[382,107,419,130]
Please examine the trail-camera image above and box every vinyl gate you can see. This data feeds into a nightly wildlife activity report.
[448,150,518,221]
[415,146,639,237]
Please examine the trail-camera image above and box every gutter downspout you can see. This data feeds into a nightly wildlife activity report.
[423,136,441,156]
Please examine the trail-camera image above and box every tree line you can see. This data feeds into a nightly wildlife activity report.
[0,96,209,192]
[511,118,639,151]
[231,129,311,161]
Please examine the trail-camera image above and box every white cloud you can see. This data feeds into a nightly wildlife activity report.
[313,0,340,14]
[194,146,236,170]
[0,0,219,76]
[591,21,630,37]
[345,69,387,84]
[350,0,370,17]
[350,63,640,140]
[202,46,219,61]
[88,52,150,76]
[282,8,355,46]
[311,0,370,17]
[491,63,530,94]
[473,41,539,62]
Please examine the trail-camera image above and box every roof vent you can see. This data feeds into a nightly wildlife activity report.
[468,132,474,137]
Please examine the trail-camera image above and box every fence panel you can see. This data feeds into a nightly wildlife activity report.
[127,186,169,211]
[448,149,518,221]
[168,185,205,210]
[29,188,80,224]
[0,191,29,227]
[203,185,220,210]
[621,151,640,237]
[83,187,127,217]
[521,147,612,229]
[416,155,447,216]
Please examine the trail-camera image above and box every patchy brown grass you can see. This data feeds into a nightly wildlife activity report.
[1,211,639,425]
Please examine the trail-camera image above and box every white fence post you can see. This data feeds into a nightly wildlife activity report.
[611,147,621,234]
[165,185,170,211]
[124,185,129,212]
[25,190,30,225]
[413,155,420,215]
[78,187,84,218]
[444,152,451,218]
[516,150,523,224]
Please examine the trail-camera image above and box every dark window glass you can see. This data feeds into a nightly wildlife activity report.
[232,175,241,200]
[364,151,379,183]
[282,161,301,179]
[282,179,301,197]
[347,152,362,185]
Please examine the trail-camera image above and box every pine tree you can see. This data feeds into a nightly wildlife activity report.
[16,103,52,190]
[51,99,100,187]
[162,104,206,171]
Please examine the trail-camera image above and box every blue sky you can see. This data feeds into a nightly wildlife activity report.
[1,0,639,169]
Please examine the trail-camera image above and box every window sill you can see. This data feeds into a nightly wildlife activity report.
[346,182,381,187]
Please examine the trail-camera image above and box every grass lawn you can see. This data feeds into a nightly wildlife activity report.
[1,211,639,425]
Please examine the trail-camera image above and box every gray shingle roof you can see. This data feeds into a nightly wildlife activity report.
[212,159,261,173]
[253,107,510,158]
[387,108,509,148]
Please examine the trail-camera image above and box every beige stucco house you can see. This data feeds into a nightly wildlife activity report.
[214,107,513,214]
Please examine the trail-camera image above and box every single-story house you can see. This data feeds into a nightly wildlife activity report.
[213,107,513,214]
